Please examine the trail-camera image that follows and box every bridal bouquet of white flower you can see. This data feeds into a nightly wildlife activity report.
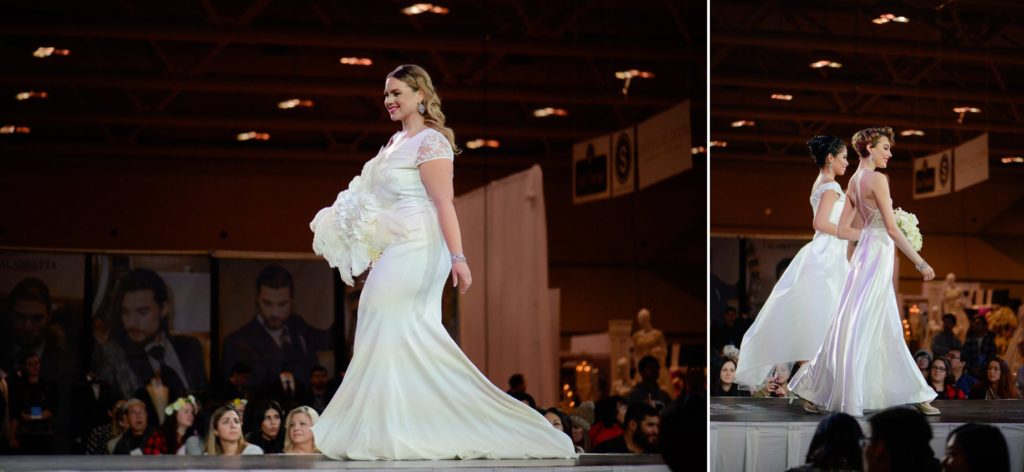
[894,208,923,251]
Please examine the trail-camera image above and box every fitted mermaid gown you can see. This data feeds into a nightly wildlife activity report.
[788,175,936,417]
[309,128,576,460]
[735,182,850,388]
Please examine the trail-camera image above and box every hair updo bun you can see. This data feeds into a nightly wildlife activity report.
[806,136,845,168]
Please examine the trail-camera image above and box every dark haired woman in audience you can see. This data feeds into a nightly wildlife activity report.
[927,357,966,400]
[245,401,285,454]
[968,357,1019,400]
[712,358,749,397]
[589,396,626,448]
[163,395,202,454]
[786,412,864,472]
[941,422,1010,472]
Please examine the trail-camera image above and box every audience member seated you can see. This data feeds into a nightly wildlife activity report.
[941,422,1010,472]
[593,402,660,454]
[946,348,977,396]
[711,307,748,352]
[205,405,263,455]
[245,400,285,454]
[541,407,578,452]
[752,363,794,398]
[931,314,963,359]
[264,370,308,412]
[71,370,117,454]
[506,373,537,409]
[112,398,167,455]
[927,357,966,400]
[307,365,331,414]
[914,350,932,381]
[589,395,626,448]
[785,413,863,472]
[627,356,673,409]
[968,357,1019,400]
[85,399,127,455]
[568,413,591,453]
[10,352,58,454]
[163,395,201,455]
[862,407,939,472]
[218,363,254,403]
[962,314,996,380]
[282,405,320,454]
[711,358,748,397]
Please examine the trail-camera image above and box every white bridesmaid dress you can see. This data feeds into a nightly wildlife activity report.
[309,127,576,460]
[789,173,936,417]
[735,182,851,388]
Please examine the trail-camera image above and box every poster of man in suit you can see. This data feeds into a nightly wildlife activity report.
[219,260,334,401]
[90,255,210,402]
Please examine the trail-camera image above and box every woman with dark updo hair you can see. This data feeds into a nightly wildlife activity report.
[736,136,859,400]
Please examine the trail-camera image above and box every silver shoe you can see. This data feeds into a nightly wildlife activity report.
[914,401,940,416]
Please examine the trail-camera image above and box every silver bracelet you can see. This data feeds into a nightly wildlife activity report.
[451,253,467,264]
[915,261,928,272]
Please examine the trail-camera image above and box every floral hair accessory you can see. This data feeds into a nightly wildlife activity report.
[230,398,248,409]
[164,395,197,416]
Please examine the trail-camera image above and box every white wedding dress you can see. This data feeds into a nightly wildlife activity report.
[789,173,936,417]
[309,128,576,460]
[735,181,850,388]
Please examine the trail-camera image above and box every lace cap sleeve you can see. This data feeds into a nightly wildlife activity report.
[818,181,843,198]
[415,130,454,166]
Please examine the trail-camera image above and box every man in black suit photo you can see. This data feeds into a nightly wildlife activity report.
[222,265,330,395]
[107,268,208,399]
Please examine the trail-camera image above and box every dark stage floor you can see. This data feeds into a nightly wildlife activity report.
[711,397,1024,423]
[0,453,668,472]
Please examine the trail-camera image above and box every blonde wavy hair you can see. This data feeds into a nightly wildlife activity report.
[282,406,321,454]
[204,405,251,455]
[387,64,461,154]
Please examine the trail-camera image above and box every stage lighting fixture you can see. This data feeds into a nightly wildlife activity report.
[401,3,449,15]
[900,129,925,137]
[730,120,755,128]
[0,125,30,134]
[873,13,909,25]
[771,93,793,101]
[466,139,499,149]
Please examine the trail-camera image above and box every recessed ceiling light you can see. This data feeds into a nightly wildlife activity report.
[900,129,925,137]
[339,57,373,66]
[953,106,982,114]
[237,131,270,141]
[33,47,71,58]
[1001,157,1024,164]
[730,120,755,128]
[278,99,315,110]
[0,125,31,134]
[466,139,499,149]
[771,93,793,101]
[15,91,49,101]
[873,13,909,24]
[710,140,728,148]
[810,60,842,69]
[691,146,706,155]
[401,3,449,15]
[533,107,568,118]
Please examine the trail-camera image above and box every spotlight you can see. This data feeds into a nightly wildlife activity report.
[237,131,270,141]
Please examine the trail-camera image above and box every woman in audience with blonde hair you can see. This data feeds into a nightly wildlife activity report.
[283,406,320,454]
[205,405,264,455]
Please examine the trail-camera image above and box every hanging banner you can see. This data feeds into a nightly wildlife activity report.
[954,133,989,191]
[611,126,636,197]
[572,134,611,204]
[638,100,691,189]
[912,149,952,200]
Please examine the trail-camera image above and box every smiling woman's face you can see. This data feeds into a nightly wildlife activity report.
[383,77,422,122]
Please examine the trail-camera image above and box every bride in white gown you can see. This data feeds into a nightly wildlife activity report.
[308,65,576,460]
[788,127,939,417]
[735,136,859,388]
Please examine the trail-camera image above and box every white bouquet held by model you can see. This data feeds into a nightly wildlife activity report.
[894,208,923,251]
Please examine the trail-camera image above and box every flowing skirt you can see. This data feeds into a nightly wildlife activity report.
[313,203,576,460]
[788,228,936,417]
[735,232,849,387]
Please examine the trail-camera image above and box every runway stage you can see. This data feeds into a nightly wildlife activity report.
[0,453,669,472]
[711,397,1024,472]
